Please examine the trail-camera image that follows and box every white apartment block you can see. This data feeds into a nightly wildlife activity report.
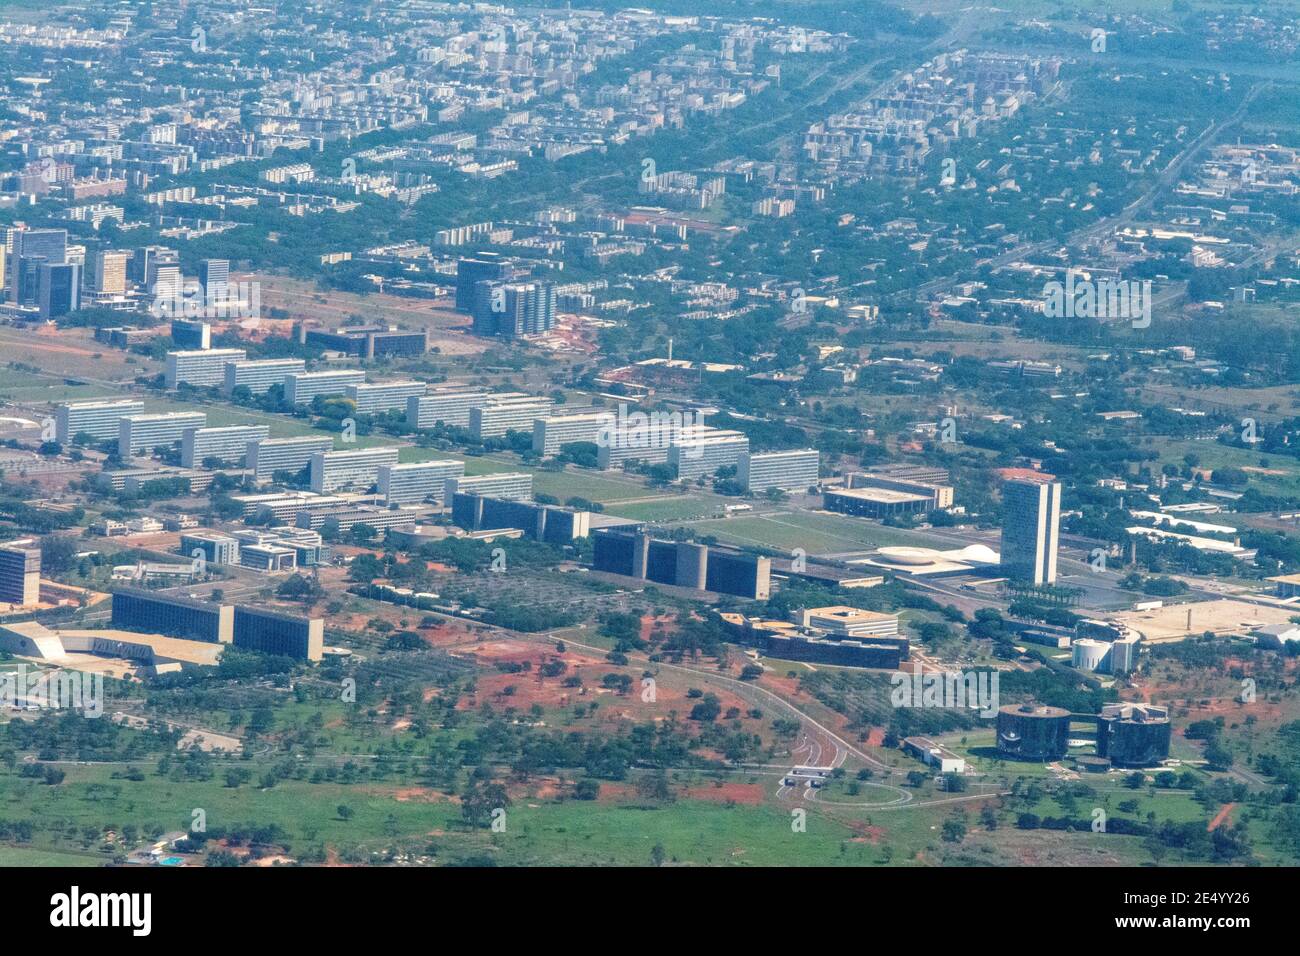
[405,388,491,429]
[165,348,247,388]
[445,472,533,502]
[738,449,820,493]
[377,460,466,505]
[469,395,554,439]
[669,429,750,482]
[181,424,269,467]
[532,412,607,457]
[223,358,306,396]
[247,436,335,481]
[346,380,427,416]
[309,446,401,493]
[55,399,144,444]
[285,370,366,406]
[118,412,207,457]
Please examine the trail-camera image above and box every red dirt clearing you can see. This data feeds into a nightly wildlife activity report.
[1208,803,1235,832]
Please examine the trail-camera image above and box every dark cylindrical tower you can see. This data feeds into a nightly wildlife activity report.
[996,704,1071,761]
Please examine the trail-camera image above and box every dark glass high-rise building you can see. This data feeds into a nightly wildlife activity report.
[38,262,81,319]
[7,228,67,306]
[455,255,511,311]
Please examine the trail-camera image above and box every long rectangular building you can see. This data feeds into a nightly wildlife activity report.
[181,424,269,467]
[738,449,820,494]
[469,395,554,439]
[405,388,490,429]
[669,429,749,482]
[591,529,770,599]
[452,493,590,543]
[824,486,931,518]
[309,446,401,493]
[231,490,370,522]
[247,436,334,481]
[303,326,427,359]
[295,504,418,534]
[346,381,426,416]
[377,460,465,505]
[597,421,709,470]
[533,412,607,457]
[232,606,323,661]
[110,587,233,644]
[223,358,305,396]
[285,370,366,406]
[444,472,533,502]
[119,412,206,457]
[55,399,144,444]
[165,348,246,388]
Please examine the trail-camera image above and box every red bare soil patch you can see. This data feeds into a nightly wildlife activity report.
[1208,803,1235,832]
[681,782,765,805]
[846,821,886,844]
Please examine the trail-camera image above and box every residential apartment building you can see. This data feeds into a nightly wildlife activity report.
[468,395,553,439]
[54,399,144,445]
[405,388,491,429]
[165,348,247,388]
[738,449,820,493]
[247,436,335,481]
[346,380,427,416]
[309,446,401,493]
[118,412,207,457]
[180,424,270,467]
[444,472,533,502]
[377,460,465,505]
[533,412,607,457]
[223,358,306,396]
[284,370,366,406]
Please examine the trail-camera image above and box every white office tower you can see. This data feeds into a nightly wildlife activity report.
[595,415,709,470]
[444,472,533,502]
[223,358,306,396]
[165,348,247,388]
[309,446,401,493]
[668,429,749,482]
[1000,479,1061,585]
[345,380,427,415]
[118,412,207,457]
[285,370,366,406]
[468,395,554,439]
[532,412,607,457]
[55,399,144,444]
[738,449,820,493]
[377,460,466,505]
[181,425,270,467]
[247,436,335,481]
[406,388,490,429]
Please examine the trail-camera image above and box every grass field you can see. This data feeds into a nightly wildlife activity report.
[1153,437,1300,497]
[0,846,104,867]
[688,510,958,555]
[606,496,729,523]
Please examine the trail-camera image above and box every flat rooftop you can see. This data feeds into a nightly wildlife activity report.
[827,487,931,504]
[1108,599,1299,643]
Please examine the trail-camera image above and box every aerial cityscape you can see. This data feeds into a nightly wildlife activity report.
[0,0,1298,891]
